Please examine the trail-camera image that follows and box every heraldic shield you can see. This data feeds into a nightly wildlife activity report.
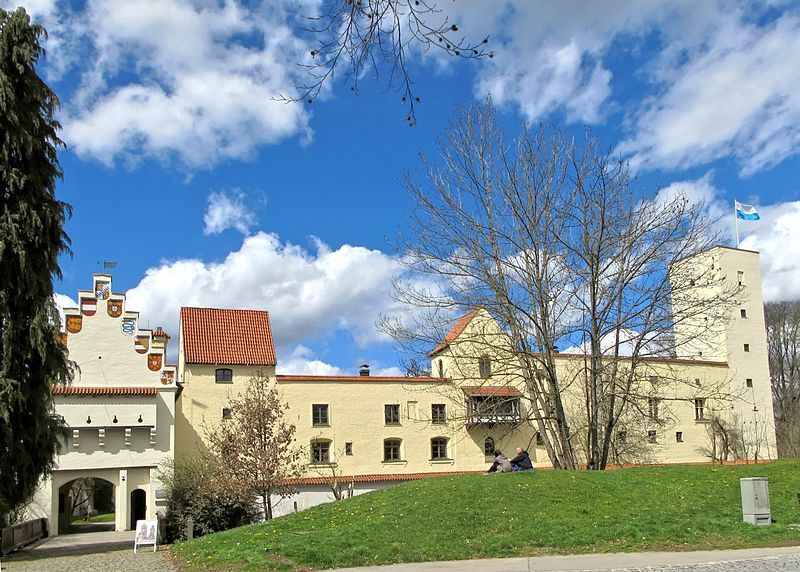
[80,297,97,316]
[135,335,149,354]
[95,281,110,300]
[108,299,123,318]
[148,354,163,372]
[66,315,82,333]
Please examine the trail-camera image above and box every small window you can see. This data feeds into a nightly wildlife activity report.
[536,432,545,446]
[689,279,696,286]
[431,437,449,460]
[385,404,400,425]
[743,344,750,352]
[221,408,232,420]
[617,431,627,444]
[384,439,402,461]
[740,308,747,318]
[648,398,660,420]
[647,430,657,443]
[694,398,706,421]
[695,378,702,386]
[345,442,353,455]
[483,436,495,455]
[215,368,233,383]
[431,404,446,423]
[438,360,444,378]
[479,356,491,378]
[746,378,753,388]
[311,440,330,463]
[676,431,683,443]
[737,271,744,285]
[649,376,659,385]
[312,404,329,426]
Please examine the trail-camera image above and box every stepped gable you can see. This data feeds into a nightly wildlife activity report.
[181,307,277,366]
[429,308,481,357]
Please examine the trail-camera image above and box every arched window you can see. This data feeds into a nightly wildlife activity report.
[383,439,402,461]
[431,437,449,460]
[483,436,495,456]
[215,368,233,383]
[479,356,491,378]
[310,440,331,463]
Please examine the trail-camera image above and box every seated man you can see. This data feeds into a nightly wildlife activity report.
[510,447,535,471]
[486,450,513,473]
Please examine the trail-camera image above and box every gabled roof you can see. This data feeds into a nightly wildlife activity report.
[152,327,171,339]
[429,309,481,357]
[180,307,277,366]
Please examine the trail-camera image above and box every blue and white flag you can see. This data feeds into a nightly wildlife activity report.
[735,200,760,221]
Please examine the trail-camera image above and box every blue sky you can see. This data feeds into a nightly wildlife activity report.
[8,0,800,374]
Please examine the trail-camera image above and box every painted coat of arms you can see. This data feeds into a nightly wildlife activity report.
[148,354,163,372]
[135,335,149,354]
[107,299,123,318]
[121,318,136,336]
[95,281,110,300]
[160,370,174,385]
[66,315,82,334]
[80,297,97,316]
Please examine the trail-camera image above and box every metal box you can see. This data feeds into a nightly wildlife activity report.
[740,477,771,525]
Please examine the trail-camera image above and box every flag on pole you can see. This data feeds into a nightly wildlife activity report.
[735,201,760,221]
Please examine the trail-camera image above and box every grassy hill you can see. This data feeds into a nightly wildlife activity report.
[172,461,800,571]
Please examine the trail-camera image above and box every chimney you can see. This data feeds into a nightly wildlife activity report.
[359,364,370,376]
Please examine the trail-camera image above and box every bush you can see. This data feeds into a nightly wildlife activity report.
[159,456,258,542]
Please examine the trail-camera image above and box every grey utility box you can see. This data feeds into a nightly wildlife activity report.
[740,477,771,526]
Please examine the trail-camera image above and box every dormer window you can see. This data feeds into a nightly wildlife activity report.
[215,368,233,383]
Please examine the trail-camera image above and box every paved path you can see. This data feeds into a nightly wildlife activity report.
[333,546,800,572]
[0,530,175,572]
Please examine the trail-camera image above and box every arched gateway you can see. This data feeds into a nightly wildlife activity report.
[27,274,178,536]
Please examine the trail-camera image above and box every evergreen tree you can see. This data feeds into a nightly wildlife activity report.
[0,7,72,515]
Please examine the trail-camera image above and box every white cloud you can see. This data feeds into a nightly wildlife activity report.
[203,189,257,235]
[618,12,800,176]
[53,293,78,328]
[278,345,345,375]
[739,201,800,301]
[41,0,319,167]
[125,232,410,360]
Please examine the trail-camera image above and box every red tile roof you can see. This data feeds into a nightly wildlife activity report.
[53,386,158,396]
[152,327,171,339]
[276,375,443,383]
[181,307,276,365]
[281,470,483,486]
[430,309,480,357]
[461,386,523,397]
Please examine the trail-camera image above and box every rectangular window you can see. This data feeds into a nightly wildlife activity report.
[536,432,545,446]
[431,404,447,423]
[311,441,330,463]
[695,398,706,421]
[617,431,627,444]
[385,404,400,425]
[431,438,449,460]
[345,442,353,455]
[746,378,753,388]
[647,430,657,443]
[737,271,744,285]
[649,376,659,385]
[221,408,232,420]
[740,308,748,318]
[744,343,750,352]
[479,356,492,378]
[384,439,401,461]
[648,398,660,420]
[695,378,702,386]
[215,368,233,383]
[676,432,683,443]
[312,404,329,426]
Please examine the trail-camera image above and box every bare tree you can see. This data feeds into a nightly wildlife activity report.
[205,370,304,520]
[281,0,490,124]
[382,101,741,471]
[765,301,800,457]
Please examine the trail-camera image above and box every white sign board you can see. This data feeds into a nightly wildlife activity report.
[133,519,158,553]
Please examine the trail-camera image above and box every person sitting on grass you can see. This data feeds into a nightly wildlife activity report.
[486,450,513,473]
[510,447,535,471]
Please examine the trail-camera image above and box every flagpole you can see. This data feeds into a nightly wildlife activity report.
[734,202,740,248]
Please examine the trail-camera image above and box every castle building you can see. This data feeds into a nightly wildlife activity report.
[30,246,777,527]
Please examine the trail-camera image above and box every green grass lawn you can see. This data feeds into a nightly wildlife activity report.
[71,512,115,524]
[172,461,800,571]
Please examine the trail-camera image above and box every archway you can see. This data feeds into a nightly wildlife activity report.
[130,489,147,529]
[57,477,116,534]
